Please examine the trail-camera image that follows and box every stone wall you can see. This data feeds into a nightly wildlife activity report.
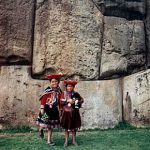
[0,0,150,129]
[0,66,47,128]
[78,80,122,129]
[0,0,149,79]
[32,0,148,79]
[123,70,150,127]
[100,17,145,78]
[0,0,35,64]
[0,66,122,129]
[0,66,149,129]
[33,0,103,80]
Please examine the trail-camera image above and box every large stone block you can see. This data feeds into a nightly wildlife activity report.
[123,69,150,127]
[76,80,122,129]
[33,0,103,80]
[0,0,35,64]
[93,0,146,20]
[0,66,48,128]
[146,0,150,67]
[100,16,146,79]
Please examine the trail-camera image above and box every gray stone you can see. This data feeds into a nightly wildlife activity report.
[123,69,150,127]
[100,16,146,78]
[0,66,122,129]
[76,80,122,129]
[146,0,150,67]
[0,66,149,128]
[0,0,35,64]
[32,0,103,80]
[0,66,48,128]
[93,0,146,20]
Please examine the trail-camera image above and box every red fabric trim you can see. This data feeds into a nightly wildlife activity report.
[47,74,63,79]
[64,80,78,85]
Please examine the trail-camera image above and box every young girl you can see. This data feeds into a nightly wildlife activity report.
[36,74,63,146]
[60,80,84,147]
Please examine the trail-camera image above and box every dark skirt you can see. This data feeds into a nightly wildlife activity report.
[61,105,81,131]
[36,104,60,129]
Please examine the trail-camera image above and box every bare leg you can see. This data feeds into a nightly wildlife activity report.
[72,130,78,146]
[39,126,43,132]
[64,130,69,147]
[39,127,44,138]
[47,129,52,144]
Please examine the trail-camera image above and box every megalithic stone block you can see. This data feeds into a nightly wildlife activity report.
[0,66,49,128]
[100,16,146,79]
[146,0,150,67]
[0,0,35,65]
[32,0,103,80]
[76,80,122,129]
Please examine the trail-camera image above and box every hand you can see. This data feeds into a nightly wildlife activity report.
[40,109,44,115]
[67,99,74,104]
[68,103,71,107]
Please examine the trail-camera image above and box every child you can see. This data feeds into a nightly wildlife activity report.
[36,74,63,146]
[60,80,84,147]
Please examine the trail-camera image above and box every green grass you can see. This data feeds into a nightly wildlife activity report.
[0,128,150,150]
[0,126,33,134]
[113,121,137,130]
[0,121,148,134]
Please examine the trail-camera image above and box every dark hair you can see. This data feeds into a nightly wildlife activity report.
[65,84,75,88]
[49,78,60,83]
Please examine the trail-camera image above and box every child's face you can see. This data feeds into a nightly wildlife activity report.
[50,79,59,88]
[66,85,74,92]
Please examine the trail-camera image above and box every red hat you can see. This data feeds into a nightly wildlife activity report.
[64,80,78,85]
[47,74,63,80]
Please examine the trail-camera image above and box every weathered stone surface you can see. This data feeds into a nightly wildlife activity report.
[0,0,150,129]
[76,80,122,129]
[146,0,150,67]
[0,66,48,128]
[123,69,150,127]
[93,0,146,20]
[0,66,122,129]
[33,0,103,80]
[100,16,146,78]
[0,0,35,64]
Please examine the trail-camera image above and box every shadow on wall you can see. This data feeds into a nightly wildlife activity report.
[124,92,132,122]
[124,92,150,126]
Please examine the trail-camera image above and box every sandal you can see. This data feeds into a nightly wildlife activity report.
[47,142,55,146]
[64,142,68,147]
[72,141,78,146]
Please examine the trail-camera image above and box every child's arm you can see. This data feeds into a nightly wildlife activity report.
[60,92,68,105]
[40,94,47,114]
[75,92,84,107]
[40,107,44,115]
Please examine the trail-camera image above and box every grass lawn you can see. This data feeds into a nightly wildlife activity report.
[0,128,150,150]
